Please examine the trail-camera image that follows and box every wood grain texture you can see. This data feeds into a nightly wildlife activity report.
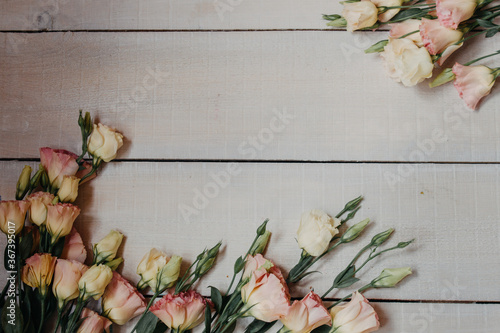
[1,32,499,162]
[1,161,499,302]
[0,0,341,31]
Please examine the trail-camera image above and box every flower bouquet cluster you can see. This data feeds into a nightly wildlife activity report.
[325,0,500,109]
[1,113,415,333]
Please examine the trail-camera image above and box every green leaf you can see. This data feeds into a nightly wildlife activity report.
[132,311,159,333]
[334,265,355,287]
[486,28,499,38]
[477,19,497,28]
[322,14,341,21]
[335,277,360,289]
[223,321,236,333]
[209,286,223,314]
[389,8,425,22]
[234,256,246,274]
[244,319,277,333]
[51,237,66,258]
[204,304,212,333]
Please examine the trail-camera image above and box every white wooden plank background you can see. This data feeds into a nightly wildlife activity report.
[1,32,499,162]
[2,0,500,332]
[1,0,342,31]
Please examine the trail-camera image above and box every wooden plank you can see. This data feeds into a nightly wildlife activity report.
[118,302,500,332]
[1,32,500,162]
[0,0,342,31]
[1,161,499,301]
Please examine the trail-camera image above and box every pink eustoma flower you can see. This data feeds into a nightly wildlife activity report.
[102,272,147,325]
[78,308,112,333]
[330,291,380,333]
[150,290,212,332]
[452,63,496,110]
[60,227,87,263]
[280,291,331,333]
[436,0,477,29]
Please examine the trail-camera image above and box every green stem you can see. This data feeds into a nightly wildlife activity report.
[53,307,63,333]
[79,164,98,183]
[327,283,372,309]
[37,295,47,333]
[465,50,500,66]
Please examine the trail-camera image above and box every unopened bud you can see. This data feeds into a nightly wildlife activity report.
[429,68,455,88]
[365,40,388,54]
[16,165,32,200]
[256,219,269,236]
[249,230,271,255]
[341,218,370,243]
[372,267,412,288]
[371,228,394,247]
[196,242,221,276]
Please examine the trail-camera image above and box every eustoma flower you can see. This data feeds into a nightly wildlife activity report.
[420,18,463,65]
[27,192,54,227]
[93,230,124,265]
[150,290,212,333]
[40,147,80,189]
[102,272,146,325]
[330,291,380,333]
[342,1,379,32]
[297,209,340,257]
[22,253,57,296]
[58,175,80,203]
[389,19,423,47]
[136,248,182,292]
[78,264,113,301]
[0,200,31,235]
[87,123,124,163]
[381,38,434,87]
[452,63,497,110]
[77,308,112,333]
[52,259,88,308]
[279,291,331,333]
[46,203,81,244]
[61,227,87,263]
[436,0,477,29]
[241,255,290,322]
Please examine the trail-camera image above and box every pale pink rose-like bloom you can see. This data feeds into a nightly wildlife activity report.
[78,308,112,333]
[27,192,55,227]
[46,203,81,242]
[280,291,331,333]
[419,18,463,56]
[40,147,80,189]
[242,253,286,282]
[0,200,30,235]
[102,272,147,325]
[150,290,212,332]
[61,227,87,263]
[436,0,477,29]
[389,19,423,47]
[241,262,290,322]
[330,291,380,333]
[452,63,496,110]
[52,259,88,308]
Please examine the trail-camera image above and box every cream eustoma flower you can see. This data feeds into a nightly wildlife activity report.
[297,209,340,257]
[87,123,124,162]
[342,1,379,32]
[381,38,434,87]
